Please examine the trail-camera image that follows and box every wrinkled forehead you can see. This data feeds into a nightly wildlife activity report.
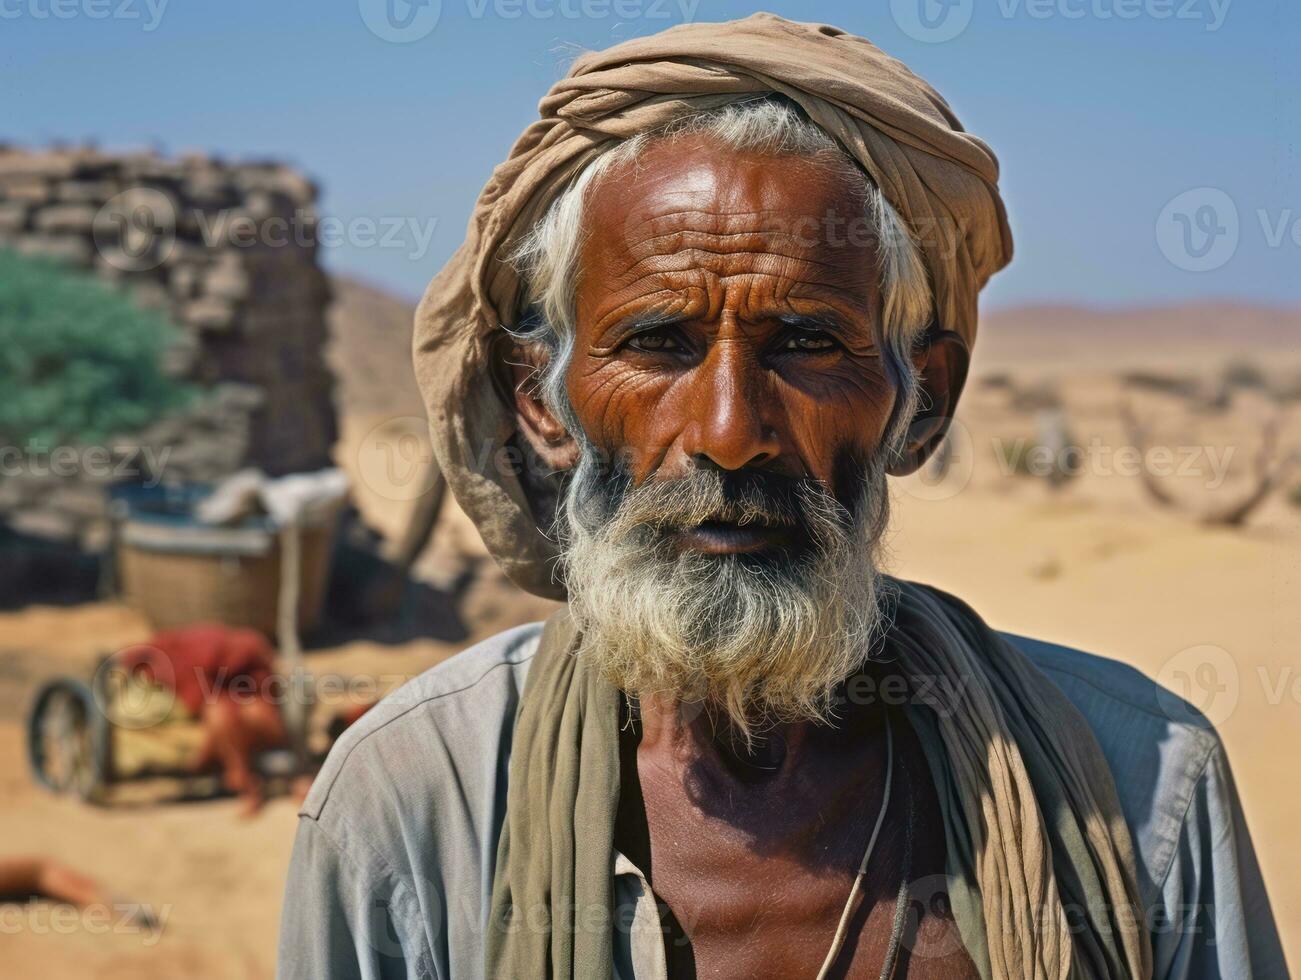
[579,134,877,295]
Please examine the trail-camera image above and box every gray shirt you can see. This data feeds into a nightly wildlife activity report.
[277,623,1288,980]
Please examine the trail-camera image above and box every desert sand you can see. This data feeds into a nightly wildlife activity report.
[1,290,1297,976]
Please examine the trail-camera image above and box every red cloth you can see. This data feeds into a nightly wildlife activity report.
[120,624,276,716]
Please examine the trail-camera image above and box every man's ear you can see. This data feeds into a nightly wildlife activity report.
[887,328,970,477]
[498,337,580,472]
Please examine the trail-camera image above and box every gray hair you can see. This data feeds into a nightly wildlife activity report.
[508,96,932,450]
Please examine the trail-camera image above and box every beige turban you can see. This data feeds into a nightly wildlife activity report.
[414,12,1013,599]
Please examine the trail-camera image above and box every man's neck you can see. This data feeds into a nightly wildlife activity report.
[633,688,888,783]
[635,693,809,781]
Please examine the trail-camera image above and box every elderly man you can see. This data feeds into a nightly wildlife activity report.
[279,14,1285,980]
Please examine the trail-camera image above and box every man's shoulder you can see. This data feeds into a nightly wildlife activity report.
[1007,632,1219,751]
[284,623,544,974]
[301,620,543,822]
[1002,632,1224,899]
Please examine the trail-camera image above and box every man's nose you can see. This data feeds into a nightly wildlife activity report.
[680,340,781,471]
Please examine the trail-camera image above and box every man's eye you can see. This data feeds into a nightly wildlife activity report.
[782,332,837,353]
[628,331,681,353]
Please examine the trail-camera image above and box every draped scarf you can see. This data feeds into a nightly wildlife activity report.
[486,580,1152,979]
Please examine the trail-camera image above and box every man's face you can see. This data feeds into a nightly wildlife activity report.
[527,135,913,728]
[566,134,900,556]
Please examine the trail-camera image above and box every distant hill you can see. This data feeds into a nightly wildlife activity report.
[326,276,423,419]
[976,302,1301,375]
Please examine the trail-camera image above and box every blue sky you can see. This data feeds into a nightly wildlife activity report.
[3,0,1296,309]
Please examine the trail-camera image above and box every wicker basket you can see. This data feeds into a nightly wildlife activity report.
[111,484,335,636]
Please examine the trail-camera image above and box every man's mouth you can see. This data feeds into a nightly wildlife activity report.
[672,518,796,555]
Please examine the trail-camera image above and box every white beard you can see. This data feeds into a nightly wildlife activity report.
[556,451,893,737]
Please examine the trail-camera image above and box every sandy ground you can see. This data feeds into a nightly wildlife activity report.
[2,357,1299,975]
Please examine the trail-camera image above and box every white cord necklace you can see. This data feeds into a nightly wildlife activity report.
[814,712,896,980]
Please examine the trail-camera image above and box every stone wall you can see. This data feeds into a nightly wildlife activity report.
[0,145,338,546]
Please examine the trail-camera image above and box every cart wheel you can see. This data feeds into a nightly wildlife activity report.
[27,678,109,803]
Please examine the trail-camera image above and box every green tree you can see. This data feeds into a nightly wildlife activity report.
[0,249,192,448]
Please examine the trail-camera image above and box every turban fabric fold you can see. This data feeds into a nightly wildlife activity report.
[414,11,1012,601]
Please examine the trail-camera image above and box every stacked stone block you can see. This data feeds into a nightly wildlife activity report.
[0,145,338,546]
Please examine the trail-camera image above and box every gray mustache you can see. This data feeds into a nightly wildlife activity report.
[590,465,853,542]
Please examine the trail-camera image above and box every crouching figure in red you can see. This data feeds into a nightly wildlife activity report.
[120,623,288,816]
